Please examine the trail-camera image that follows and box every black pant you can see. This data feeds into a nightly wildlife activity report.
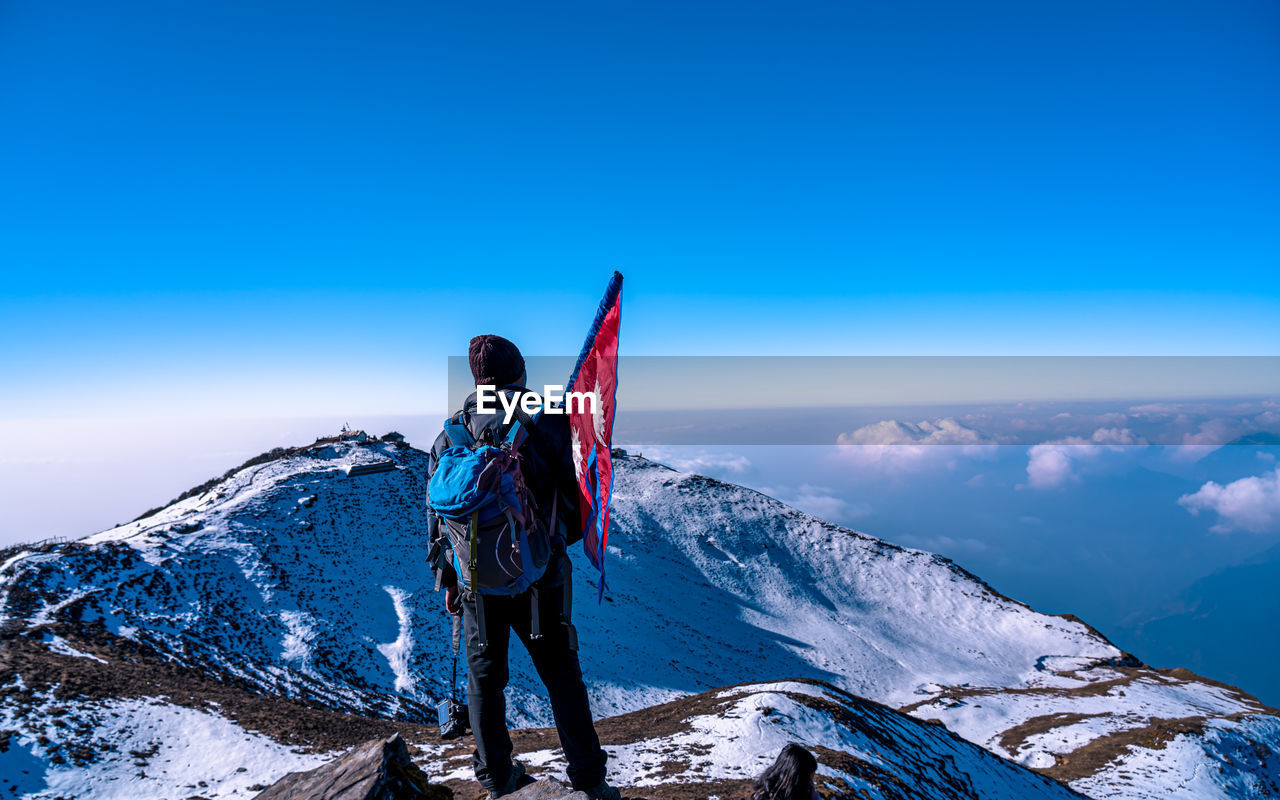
[461,561,607,792]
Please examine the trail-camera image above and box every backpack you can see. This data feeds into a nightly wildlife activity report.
[427,411,552,596]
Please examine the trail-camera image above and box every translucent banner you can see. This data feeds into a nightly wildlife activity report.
[443,356,1280,446]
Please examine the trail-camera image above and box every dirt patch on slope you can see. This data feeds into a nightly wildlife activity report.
[997,712,1099,758]
[0,635,795,800]
[1040,716,1212,783]
[0,627,439,755]
[907,662,1277,785]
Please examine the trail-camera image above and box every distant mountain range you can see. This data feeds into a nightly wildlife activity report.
[1120,540,1280,708]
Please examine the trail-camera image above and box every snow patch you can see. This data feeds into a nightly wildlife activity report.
[376,586,415,695]
[279,611,317,669]
[46,636,108,664]
[0,693,329,800]
[1,549,34,575]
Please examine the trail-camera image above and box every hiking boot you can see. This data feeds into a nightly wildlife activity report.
[582,779,622,800]
[486,759,535,798]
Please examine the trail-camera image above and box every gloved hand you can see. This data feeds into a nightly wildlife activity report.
[445,584,462,616]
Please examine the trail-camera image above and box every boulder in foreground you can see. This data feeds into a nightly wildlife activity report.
[506,778,591,799]
[253,733,451,800]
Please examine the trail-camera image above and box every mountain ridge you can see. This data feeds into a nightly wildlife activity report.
[1,431,1276,799]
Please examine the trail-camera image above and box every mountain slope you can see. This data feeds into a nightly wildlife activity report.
[0,624,1085,800]
[421,679,1090,800]
[598,458,1279,799]
[1,432,1276,799]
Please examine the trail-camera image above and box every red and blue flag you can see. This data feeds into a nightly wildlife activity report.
[567,271,622,598]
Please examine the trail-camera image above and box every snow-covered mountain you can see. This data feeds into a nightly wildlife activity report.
[0,628,1083,800]
[1,431,1276,799]
[419,679,1090,800]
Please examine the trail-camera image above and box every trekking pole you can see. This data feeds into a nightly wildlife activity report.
[438,611,469,740]
[450,612,461,700]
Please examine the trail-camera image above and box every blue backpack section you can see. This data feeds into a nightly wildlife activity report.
[428,411,550,596]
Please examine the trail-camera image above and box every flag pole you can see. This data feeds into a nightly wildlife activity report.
[566,271,623,601]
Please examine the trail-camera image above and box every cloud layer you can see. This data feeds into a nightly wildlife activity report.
[638,447,752,476]
[1024,427,1146,489]
[1179,468,1280,533]
[835,418,995,471]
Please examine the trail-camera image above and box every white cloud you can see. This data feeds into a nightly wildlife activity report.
[639,447,751,476]
[1178,468,1280,534]
[1169,444,1222,463]
[837,418,988,446]
[1096,412,1132,425]
[906,534,990,556]
[758,484,869,523]
[1127,403,1182,418]
[1168,418,1246,462]
[835,418,995,472]
[1254,409,1280,428]
[1089,427,1146,446]
[1024,427,1145,489]
[1025,445,1078,489]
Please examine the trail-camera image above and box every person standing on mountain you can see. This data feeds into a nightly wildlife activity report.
[425,334,619,800]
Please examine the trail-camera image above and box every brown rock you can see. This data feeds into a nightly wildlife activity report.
[505,778,590,800]
[252,733,451,800]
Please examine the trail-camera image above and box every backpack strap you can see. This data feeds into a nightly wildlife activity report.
[503,408,543,451]
[443,412,474,448]
[530,585,542,640]
[562,555,573,622]
[549,489,559,539]
[467,509,480,593]
[474,593,488,649]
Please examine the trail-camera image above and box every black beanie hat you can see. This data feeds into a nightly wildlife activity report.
[468,335,525,387]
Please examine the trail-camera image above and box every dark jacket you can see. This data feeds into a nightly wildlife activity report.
[425,385,581,589]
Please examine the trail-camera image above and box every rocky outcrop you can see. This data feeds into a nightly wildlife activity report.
[253,734,451,800]
[506,779,591,800]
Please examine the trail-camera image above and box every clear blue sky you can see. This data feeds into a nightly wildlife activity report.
[2,0,1278,419]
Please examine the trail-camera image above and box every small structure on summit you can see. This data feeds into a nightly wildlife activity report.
[339,425,369,443]
[344,460,399,477]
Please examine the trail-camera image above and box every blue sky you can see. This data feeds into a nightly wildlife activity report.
[3,0,1279,419]
[2,0,1279,700]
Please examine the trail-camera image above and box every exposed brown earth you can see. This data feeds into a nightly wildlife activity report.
[996,712,1099,759]
[1039,716,1215,784]
[0,628,766,800]
[900,662,1278,786]
[4,628,1080,800]
[0,625,437,756]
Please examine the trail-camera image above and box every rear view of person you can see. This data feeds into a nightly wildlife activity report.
[752,743,820,800]
[425,334,620,800]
